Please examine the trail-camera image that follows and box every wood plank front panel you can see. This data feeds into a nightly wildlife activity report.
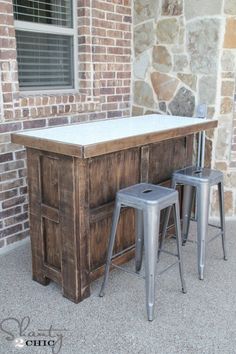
[40,155,59,209]
[148,135,194,184]
[43,218,61,270]
[89,148,140,208]
[89,135,194,276]
[26,134,195,302]
[90,208,135,271]
[89,148,139,272]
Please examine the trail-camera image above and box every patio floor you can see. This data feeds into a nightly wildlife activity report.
[1,220,236,354]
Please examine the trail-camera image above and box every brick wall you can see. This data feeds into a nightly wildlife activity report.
[0,0,132,249]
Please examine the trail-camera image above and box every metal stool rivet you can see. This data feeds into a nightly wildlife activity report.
[99,183,186,321]
[162,167,227,280]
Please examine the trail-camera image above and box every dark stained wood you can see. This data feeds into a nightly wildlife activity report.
[89,207,135,271]
[27,149,50,286]
[73,158,90,301]
[40,155,59,209]
[22,127,211,303]
[27,148,91,303]
[140,145,149,182]
[148,136,193,183]
[56,154,79,302]
[43,218,61,270]
[41,204,59,223]
[42,264,62,284]
[88,148,140,208]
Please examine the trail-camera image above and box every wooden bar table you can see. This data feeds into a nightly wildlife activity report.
[12,114,217,303]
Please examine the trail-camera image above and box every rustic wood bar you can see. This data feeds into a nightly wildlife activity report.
[11,114,217,303]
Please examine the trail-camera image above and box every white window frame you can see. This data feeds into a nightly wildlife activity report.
[14,0,78,95]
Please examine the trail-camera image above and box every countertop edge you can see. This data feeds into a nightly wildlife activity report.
[11,133,84,158]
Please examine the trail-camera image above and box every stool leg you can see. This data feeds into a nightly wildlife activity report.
[173,201,187,294]
[135,209,144,273]
[143,206,159,321]
[218,182,227,261]
[182,185,194,245]
[99,200,122,297]
[160,180,177,260]
[158,206,173,262]
[196,184,210,280]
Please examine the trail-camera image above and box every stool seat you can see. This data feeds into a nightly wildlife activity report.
[117,183,178,208]
[99,183,186,321]
[173,167,223,186]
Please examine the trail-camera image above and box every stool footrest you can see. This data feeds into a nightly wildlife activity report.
[159,249,178,257]
[208,223,221,229]
[111,245,135,260]
[158,261,180,276]
[111,263,145,279]
[207,231,223,244]
[111,260,180,278]
[190,218,221,230]
[184,232,222,245]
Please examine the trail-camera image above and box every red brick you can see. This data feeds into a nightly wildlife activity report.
[93,0,114,12]
[2,195,26,209]
[6,230,29,245]
[0,0,132,250]
[0,188,17,201]
[116,5,131,14]
[0,3,13,14]
[4,212,28,227]
[0,178,24,192]
[14,152,25,163]
[0,122,22,133]
[48,117,69,126]
[0,160,24,173]
[0,224,22,238]
[0,206,21,219]
[108,110,122,118]
[0,152,13,163]
[23,119,46,130]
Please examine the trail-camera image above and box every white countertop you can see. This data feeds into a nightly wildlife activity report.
[15,114,210,146]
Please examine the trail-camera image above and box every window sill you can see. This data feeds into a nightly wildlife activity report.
[19,88,79,98]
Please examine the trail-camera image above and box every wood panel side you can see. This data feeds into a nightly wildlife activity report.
[27,148,50,286]
[73,158,90,301]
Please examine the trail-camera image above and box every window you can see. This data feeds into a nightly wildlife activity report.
[13,0,76,91]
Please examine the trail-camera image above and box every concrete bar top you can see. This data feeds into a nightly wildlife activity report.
[12,114,217,158]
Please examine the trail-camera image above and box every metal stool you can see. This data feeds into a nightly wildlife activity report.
[99,183,186,321]
[162,167,227,280]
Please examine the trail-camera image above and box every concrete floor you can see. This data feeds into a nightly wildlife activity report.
[0,221,236,354]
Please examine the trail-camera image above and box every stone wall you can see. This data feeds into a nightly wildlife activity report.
[0,0,132,249]
[215,2,236,216]
[133,0,236,217]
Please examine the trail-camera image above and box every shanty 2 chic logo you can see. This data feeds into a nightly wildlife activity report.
[0,316,67,353]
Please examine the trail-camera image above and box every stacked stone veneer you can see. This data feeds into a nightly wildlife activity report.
[133,0,236,217]
[0,0,132,249]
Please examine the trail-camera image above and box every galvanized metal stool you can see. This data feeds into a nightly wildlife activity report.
[162,104,227,280]
[162,167,227,280]
[99,183,187,321]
